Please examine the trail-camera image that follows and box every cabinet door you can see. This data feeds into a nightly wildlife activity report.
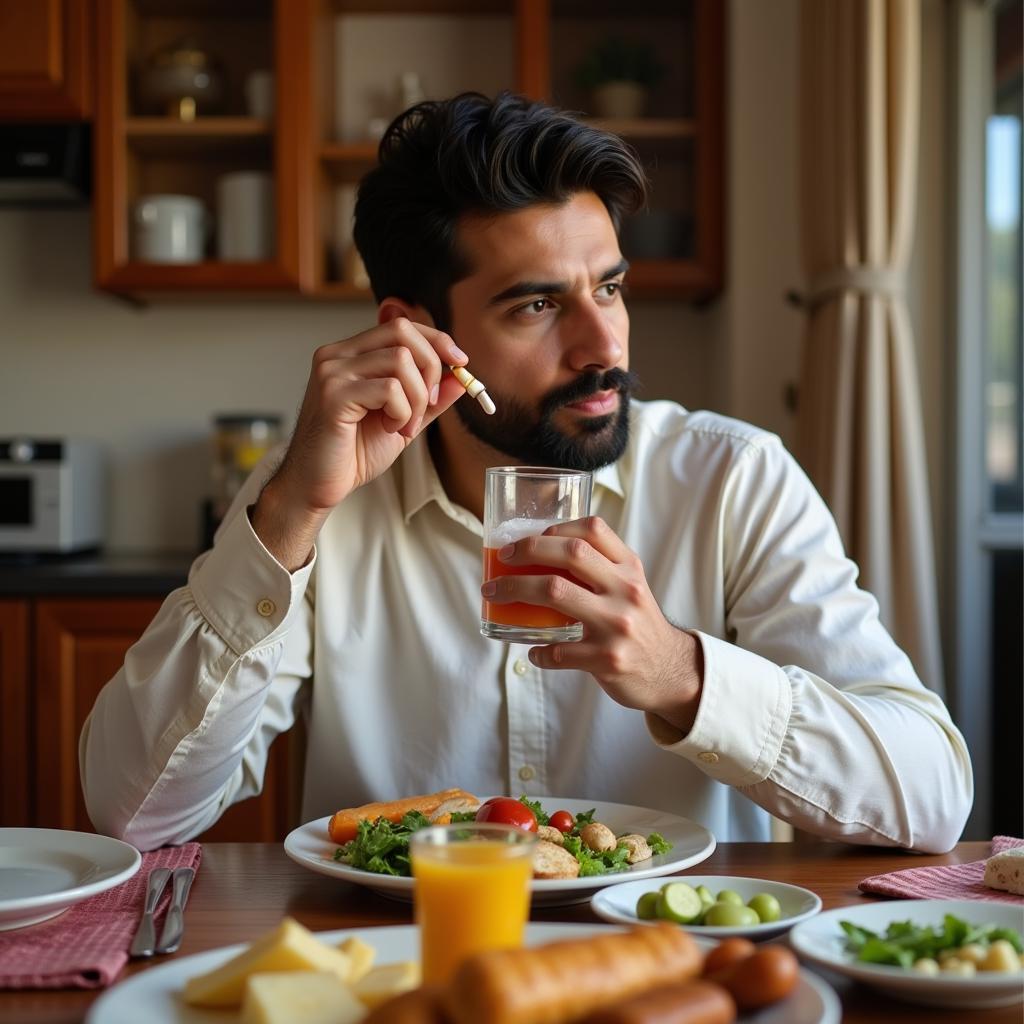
[0,0,92,119]
[0,600,31,827]
[34,598,298,843]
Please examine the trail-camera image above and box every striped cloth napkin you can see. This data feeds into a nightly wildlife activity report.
[859,835,1024,903]
[0,843,201,990]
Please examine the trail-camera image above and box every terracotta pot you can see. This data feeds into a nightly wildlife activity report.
[592,81,648,119]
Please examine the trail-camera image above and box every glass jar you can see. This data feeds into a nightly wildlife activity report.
[210,413,283,521]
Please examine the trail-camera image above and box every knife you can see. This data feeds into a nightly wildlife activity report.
[155,867,196,954]
[129,867,171,958]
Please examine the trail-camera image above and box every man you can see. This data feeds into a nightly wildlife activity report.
[80,93,972,852]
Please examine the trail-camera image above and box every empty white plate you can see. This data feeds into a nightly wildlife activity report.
[0,828,141,930]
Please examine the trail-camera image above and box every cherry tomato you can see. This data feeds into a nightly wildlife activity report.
[702,937,756,977]
[708,946,799,1011]
[548,810,574,833]
[474,797,538,833]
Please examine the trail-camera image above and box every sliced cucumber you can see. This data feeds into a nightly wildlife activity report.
[656,882,704,924]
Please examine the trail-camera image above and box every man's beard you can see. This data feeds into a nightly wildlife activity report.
[454,367,640,471]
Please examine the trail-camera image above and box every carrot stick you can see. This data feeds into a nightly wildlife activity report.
[327,788,478,845]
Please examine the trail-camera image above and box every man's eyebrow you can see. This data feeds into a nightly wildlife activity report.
[486,259,631,306]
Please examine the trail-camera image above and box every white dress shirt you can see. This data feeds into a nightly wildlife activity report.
[80,401,972,852]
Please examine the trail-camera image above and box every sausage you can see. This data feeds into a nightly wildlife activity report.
[444,924,703,1024]
[362,985,450,1024]
[580,980,736,1024]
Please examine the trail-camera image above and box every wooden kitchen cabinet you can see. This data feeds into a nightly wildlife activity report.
[0,600,31,827]
[1,596,300,843]
[93,0,314,294]
[94,0,724,302]
[0,0,93,119]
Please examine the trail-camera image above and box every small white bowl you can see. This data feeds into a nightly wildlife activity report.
[590,874,822,940]
[789,898,1024,1009]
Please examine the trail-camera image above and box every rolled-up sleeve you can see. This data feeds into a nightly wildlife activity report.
[646,436,973,852]
[79,469,315,850]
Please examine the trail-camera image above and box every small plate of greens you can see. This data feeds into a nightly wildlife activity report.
[788,899,1024,1008]
[284,796,715,907]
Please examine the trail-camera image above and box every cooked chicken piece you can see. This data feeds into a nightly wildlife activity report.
[537,825,565,846]
[617,833,652,864]
[579,822,617,853]
[533,839,581,880]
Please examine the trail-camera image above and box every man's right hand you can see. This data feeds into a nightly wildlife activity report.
[252,318,468,570]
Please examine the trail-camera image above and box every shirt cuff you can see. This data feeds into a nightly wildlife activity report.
[188,504,316,655]
[645,631,792,787]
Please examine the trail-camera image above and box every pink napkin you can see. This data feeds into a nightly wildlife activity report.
[0,843,201,990]
[858,836,1024,903]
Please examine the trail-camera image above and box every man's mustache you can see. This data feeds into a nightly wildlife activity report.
[540,368,640,416]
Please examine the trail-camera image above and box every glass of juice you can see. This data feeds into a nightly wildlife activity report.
[481,466,593,643]
[409,822,536,986]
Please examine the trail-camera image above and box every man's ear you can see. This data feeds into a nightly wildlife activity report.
[378,298,436,328]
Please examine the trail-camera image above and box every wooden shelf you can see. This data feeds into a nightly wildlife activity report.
[131,0,273,16]
[125,117,273,157]
[311,281,375,301]
[103,262,298,291]
[333,1,512,12]
[586,118,696,139]
[309,263,716,303]
[320,142,380,164]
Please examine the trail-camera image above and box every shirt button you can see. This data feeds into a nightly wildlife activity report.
[518,765,535,781]
[698,751,720,764]
[256,598,276,617]
[512,659,528,676]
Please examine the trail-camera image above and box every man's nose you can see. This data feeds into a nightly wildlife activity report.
[565,300,624,372]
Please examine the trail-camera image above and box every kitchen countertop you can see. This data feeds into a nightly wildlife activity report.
[0,551,194,596]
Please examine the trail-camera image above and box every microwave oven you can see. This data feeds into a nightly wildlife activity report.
[0,438,105,554]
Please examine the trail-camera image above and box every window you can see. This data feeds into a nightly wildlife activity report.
[951,0,1023,841]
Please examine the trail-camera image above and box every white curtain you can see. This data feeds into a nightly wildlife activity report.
[796,0,943,693]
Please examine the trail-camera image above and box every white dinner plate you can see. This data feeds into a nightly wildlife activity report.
[591,875,823,939]
[284,797,715,906]
[789,898,1024,1009]
[86,921,841,1024]
[0,827,141,930]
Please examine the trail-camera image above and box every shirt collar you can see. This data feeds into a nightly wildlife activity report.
[400,432,625,526]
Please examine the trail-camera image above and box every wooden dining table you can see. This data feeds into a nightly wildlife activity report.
[2,840,1020,1023]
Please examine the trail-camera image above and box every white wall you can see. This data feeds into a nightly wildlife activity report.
[0,0,859,558]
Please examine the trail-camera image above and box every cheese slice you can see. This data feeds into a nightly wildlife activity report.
[984,847,1024,896]
[339,936,376,983]
[183,918,353,1008]
[350,961,421,1009]
[241,971,366,1024]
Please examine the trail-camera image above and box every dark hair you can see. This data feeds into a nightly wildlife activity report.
[352,91,648,332]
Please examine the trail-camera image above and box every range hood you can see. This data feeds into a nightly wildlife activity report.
[0,123,91,206]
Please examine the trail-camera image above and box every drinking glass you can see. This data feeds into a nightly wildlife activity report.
[481,466,593,643]
[409,822,536,986]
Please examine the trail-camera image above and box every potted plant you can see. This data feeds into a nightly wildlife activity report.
[573,36,666,119]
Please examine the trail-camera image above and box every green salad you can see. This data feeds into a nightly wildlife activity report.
[840,913,1024,970]
[332,796,672,879]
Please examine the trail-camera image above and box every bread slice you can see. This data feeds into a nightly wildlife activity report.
[532,839,580,880]
[983,847,1024,896]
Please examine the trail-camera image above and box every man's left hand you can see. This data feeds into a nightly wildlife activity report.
[481,515,704,734]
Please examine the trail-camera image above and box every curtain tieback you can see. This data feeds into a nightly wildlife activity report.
[787,265,905,310]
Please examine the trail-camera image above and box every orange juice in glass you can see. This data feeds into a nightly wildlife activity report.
[481,466,593,643]
[409,822,536,986]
